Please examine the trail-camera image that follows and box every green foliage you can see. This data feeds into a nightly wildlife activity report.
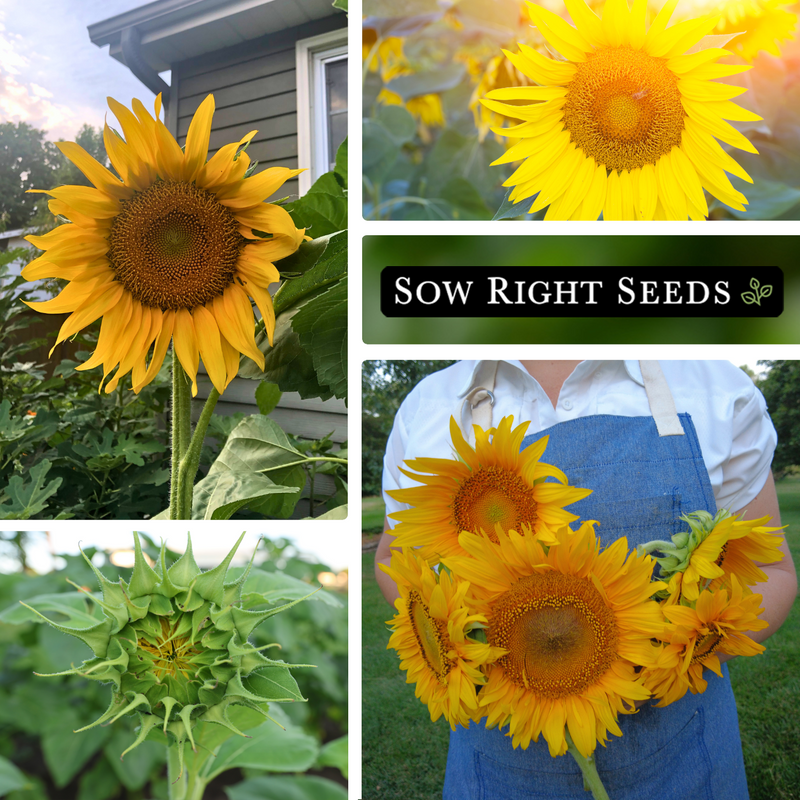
[0,536,348,800]
[757,361,800,478]
[362,360,455,496]
[0,337,171,519]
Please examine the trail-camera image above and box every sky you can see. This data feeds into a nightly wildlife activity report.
[0,0,159,141]
[0,530,351,575]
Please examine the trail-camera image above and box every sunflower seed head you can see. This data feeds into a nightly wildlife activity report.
[30,533,307,765]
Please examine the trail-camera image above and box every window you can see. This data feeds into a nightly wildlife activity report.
[296,29,348,193]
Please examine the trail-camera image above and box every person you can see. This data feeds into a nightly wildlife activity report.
[375,359,797,800]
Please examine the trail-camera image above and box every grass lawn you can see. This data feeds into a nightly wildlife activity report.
[362,479,800,800]
[363,495,385,534]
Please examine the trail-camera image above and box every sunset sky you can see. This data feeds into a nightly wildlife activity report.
[0,0,160,141]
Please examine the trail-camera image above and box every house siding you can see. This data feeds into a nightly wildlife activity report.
[170,14,346,203]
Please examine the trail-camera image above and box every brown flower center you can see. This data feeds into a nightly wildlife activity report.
[108,180,245,310]
[452,466,538,538]
[690,630,723,666]
[488,571,618,697]
[408,590,451,684]
[563,47,685,172]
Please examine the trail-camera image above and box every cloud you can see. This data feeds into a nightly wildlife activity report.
[0,16,103,139]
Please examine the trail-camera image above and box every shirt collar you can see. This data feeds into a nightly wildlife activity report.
[456,359,645,397]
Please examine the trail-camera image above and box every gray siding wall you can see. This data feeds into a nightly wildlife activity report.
[169,14,346,202]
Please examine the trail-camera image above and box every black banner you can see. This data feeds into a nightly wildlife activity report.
[380,267,783,318]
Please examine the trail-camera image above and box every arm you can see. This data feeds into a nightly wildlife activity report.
[374,519,401,605]
[718,470,797,663]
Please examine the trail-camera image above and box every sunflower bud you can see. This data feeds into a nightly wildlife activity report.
[22,533,310,773]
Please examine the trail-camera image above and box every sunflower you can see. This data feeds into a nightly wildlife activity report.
[380,547,505,729]
[22,94,306,396]
[673,0,797,60]
[387,415,592,563]
[444,523,665,757]
[362,26,405,74]
[664,510,784,602]
[480,0,761,220]
[470,54,534,142]
[644,576,767,704]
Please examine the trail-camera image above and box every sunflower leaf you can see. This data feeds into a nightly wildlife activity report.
[492,187,538,220]
[0,459,62,520]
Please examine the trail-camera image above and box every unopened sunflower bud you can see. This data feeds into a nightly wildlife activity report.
[22,533,312,774]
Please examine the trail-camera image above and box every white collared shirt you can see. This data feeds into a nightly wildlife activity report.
[382,360,776,524]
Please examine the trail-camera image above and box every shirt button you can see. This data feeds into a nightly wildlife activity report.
[562,399,573,410]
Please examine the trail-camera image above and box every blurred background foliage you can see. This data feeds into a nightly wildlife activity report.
[362,0,800,221]
[363,235,800,344]
[0,534,347,800]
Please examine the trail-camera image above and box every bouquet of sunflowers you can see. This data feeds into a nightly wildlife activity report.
[381,416,784,799]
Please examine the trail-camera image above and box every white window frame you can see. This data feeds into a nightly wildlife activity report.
[296,28,347,194]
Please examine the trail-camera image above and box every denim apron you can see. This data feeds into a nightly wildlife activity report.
[443,371,749,800]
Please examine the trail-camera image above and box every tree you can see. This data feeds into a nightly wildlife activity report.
[362,360,455,496]
[756,360,800,478]
[0,122,60,230]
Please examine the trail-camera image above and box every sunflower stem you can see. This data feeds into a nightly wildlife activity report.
[170,356,192,520]
[565,730,611,800]
[176,386,221,519]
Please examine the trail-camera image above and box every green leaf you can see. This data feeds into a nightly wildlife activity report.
[245,464,307,518]
[727,174,800,220]
[363,119,398,184]
[385,62,465,101]
[237,567,341,607]
[286,174,347,237]
[190,470,299,520]
[0,592,102,628]
[104,728,165,790]
[275,234,332,281]
[255,381,282,416]
[273,232,347,316]
[307,504,348,520]
[204,720,318,782]
[492,186,537,220]
[76,757,120,800]
[333,137,347,189]
[225,776,348,800]
[331,0,347,10]
[315,735,348,777]
[440,177,493,220]
[42,713,111,788]
[375,105,417,146]
[207,416,303,475]
[0,459,62,520]
[241,308,332,400]
[292,279,347,401]
[0,757,28,797]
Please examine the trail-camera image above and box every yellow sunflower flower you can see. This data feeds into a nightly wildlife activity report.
[23,94,305,396]
[674,0,797,60]
[362,26,405,74]
[665,510,784,602]
[470,54,534,142]
[444,522,665,757]
[387,415,592,562]
[480,0,762,220]
[644,576,767,705]
[380,547,505,730]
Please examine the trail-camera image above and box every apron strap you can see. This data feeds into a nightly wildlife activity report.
[459,361,498,442]
[639,360,685,437]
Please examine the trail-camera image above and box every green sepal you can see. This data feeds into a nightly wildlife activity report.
[197,696,251,738]
[128,533,161,598]
[222,538,261,607]
[225,589,320,640]
[166,535,202,589]
[75,692,151,733]
[191,533,246,606]
[79,547,129,612]
[18,601,114,657]
[120,713,161,760]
